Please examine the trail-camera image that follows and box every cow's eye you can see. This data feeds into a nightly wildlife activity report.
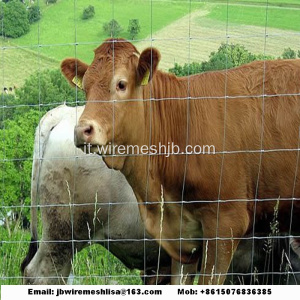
[117,80,127,91]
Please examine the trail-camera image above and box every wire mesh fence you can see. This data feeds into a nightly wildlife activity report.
[1,0,300,286]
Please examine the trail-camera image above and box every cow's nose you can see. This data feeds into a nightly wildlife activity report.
[74,124,94,146]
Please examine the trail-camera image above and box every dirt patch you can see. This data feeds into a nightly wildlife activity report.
[136,9,300,71]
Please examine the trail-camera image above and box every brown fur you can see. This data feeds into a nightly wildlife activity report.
[61,38,300,284]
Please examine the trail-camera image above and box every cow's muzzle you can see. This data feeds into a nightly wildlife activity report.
[74,123,94,147]
[74,120,108,149]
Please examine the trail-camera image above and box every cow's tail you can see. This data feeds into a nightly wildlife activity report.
[20,126,41,274]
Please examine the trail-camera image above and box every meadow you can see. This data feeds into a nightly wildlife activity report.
[14,0,205,63]
[1,0,300,286]
[207,2,300,31]
[3,0,300,87]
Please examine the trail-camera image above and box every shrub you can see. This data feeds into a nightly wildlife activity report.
[282,47,297,59]
[82,5,95,20]
[2,1,30,38]
[28,5,41,24]
[15,69,85,108]
[169,43,268,77]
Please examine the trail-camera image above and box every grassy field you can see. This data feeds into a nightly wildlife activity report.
[14,0,204,63]
[229,0,300,6]
[207,2,300,31]
[0,42,59,89]
[1,0,204,87]
[2,0,300,87]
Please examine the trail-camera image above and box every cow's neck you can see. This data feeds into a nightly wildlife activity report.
[142,71,192,148]
[122,70,206,201]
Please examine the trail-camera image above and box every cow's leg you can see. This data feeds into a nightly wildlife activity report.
[198,205,249,285]
[23,240,74,284]
[171,259,198,285]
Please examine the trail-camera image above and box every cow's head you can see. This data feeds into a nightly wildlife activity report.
[61,38,160,169]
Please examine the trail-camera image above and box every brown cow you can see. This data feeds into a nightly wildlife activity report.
[61,38,300,285]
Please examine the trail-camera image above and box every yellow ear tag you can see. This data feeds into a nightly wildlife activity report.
[72,76,83,89]
[141,70,150,86]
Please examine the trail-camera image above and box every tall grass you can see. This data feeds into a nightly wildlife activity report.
[71,245,141,285]
[0,226,30,285]
[0,226,142,285]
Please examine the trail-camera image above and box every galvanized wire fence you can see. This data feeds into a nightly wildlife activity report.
[1,0,300,285]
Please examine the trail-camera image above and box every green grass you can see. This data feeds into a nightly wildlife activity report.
[0,227,30,285]
[205,0,300,7]
[72,245,142,285]
[0,40,59,88]
[14,0,204,64]
[0,227,141,285]
[207,3,300,31]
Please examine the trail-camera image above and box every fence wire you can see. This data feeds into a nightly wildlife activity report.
[1,0,300,286]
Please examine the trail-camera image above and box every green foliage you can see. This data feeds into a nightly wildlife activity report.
[0,109,41,222]
[2,0,30,38]
[169,43,272,77]
[127,19,141,40]
[28,5,41,24]
[282,47,297,59]
[15,68,85,108]
[46,0,57,3]
[201,43,258,72]
[82,5,95,20]
[103,19,123,38]
[169,62,203,77]
[0,2,5,22]
[0,94,17,128]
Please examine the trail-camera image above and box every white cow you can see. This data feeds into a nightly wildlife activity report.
[21,105,171,284]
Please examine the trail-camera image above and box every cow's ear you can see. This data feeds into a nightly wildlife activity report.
[136,48,160,86]
[60,58,89,89]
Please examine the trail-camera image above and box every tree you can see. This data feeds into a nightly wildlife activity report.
[15,69,85,108]
[0,109,41,223]
[127,19,140,40]
[201,43,258,72]
[0,2,6,22]
[169,62,203,77]
[28,5,41,24]
[169,43,271,77]
[282,47,296,59]
[2,1,30,38]
[103,19,122,37]
[82,5,95,20]
[0,94,16,129]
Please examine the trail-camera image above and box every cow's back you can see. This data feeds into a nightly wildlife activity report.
[183,60,300,209]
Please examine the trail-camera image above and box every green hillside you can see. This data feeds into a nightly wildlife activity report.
[14,0,204,63]
[1,0,299,88]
